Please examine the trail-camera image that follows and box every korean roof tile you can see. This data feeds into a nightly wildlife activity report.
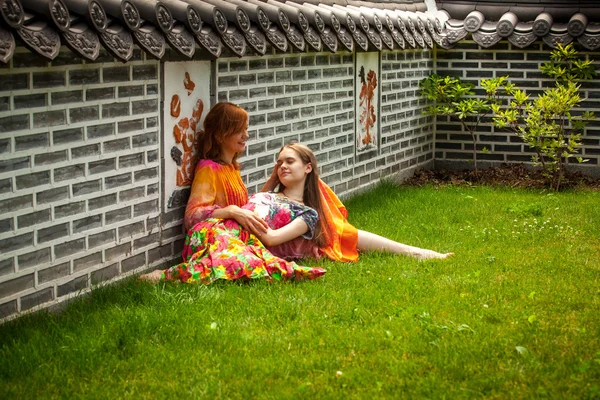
[1,0,599,64]
[436,1,600,50]
[0,0,437,63]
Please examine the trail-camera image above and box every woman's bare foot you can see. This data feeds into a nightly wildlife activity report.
[139,269,163,283]
[416,251,454,261]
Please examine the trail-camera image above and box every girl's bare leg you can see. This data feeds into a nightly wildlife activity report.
[357,230,453,260]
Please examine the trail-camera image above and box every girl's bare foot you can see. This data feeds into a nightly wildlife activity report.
[139,269,163,283]
[416,251,454,261]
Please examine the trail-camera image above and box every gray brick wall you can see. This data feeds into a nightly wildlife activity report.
[0,48,183,320]
[217,50,435,199]
[433,41,600,174]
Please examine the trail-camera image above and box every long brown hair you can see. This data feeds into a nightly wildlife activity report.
[263,143,330,247]
[198,102,248,169]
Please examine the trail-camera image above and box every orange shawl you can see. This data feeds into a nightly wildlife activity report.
[317,179,359,262]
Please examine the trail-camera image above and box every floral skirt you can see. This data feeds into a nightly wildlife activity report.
[162,218,326,284]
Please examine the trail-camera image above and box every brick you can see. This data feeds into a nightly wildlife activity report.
[0,195,33,213]
[133,232,159,250]
[87,123,115,139]
[70,106,99,123]
[118,221,144,238]
[91,263,119,284]
[229,89,248,100]
[118,85,144,97]
[134,167,157,182]
[132,99,158,115]
[0,300,17,318]
[53,127,84,145]
[146,116,158,128]
[72,214,102,233]
[51,90,83,105]
[18,209,51,229]
[54,238,86,259]
[32,71,65,88]
[119,187,145,202]
[219,75,237,87]
[37,223,69,244]
[16,171,50,190]
[72,179,102,197]
[0,273,34,298]
[147,183,158,195]
[14,93,47,109]
[89,230,116,249]
[35,150,68,166]
[105,242,132,261]
[257,72,274,84]
[36,187,68,205]
[0,258,14,277]
[0,114,29,133]
[74,252,102,272]
[54,201,86,219]
[118,119,144,134]
[54,164,85,182]
[71,144,100,159]
[160,226,183,240]
[133,199,158,217]
[121,253,146,273]
[148,243,173,262]
[0,218,13,233]
[34,110,66,128]
[38,262,70,283]
[104,173,131,189]
[69,69,100,85]
[17,247,51,271]
[132,132,157,148]
[89,159,116,175]
[106,206,132,225]
[102,102,130,118]
[20,288,54,311]
[88,194,117,211]
[119,153,144,169]
[147,84,158,95]
[0,156,30,173]
[103,66,130,82]
[57,275,88,297]
[132,64,157,80]
[0,97,9,112]
[86,87,115,101]
[103,138,130,153]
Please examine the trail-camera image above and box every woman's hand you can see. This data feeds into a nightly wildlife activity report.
[216,206,268,236]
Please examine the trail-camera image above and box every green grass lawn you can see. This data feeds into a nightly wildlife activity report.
[1,183,599,399]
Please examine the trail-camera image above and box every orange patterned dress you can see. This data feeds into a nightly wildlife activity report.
[184,159,248,231]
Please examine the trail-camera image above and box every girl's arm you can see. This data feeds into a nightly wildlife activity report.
[258,218,309,247]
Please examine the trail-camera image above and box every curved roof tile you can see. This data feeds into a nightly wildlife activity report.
[0,0,434,63]
[436,1,600,50]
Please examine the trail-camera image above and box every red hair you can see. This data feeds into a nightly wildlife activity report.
[198,102,248,169]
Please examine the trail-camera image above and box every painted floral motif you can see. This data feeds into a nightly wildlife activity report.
[170,72,204,187]
[358,65,377,149]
